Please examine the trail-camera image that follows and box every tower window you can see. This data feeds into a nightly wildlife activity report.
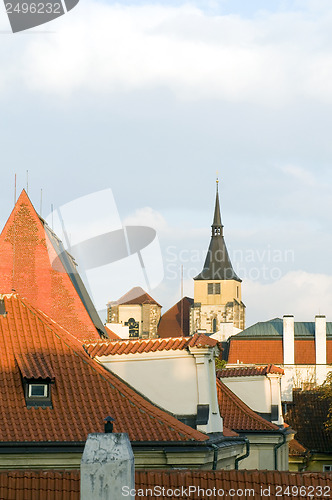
[208,283,221,295]
[125,317,139,337]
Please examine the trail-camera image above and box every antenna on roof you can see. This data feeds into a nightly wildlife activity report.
[40,189,43,216]
[26,170,29,194]
[181,264,184,336]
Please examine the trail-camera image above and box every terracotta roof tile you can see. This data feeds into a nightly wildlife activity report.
[0,294,207,444]
[135,470,332,499]
[0,190,101,342]
[113,287,161,306]
[104,326,120,340]
[289,438,308,457]
[217,365,284,378]
[158,297,194,338]
[216,378,280,432]
[285,390,332,453]
[229,337,332,365]
[228,339,284,364]
[2,469,331,499]
[84,333,220,357]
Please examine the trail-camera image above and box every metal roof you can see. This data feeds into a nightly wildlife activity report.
[233,318,332,339]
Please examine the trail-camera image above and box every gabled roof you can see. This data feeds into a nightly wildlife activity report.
[234,318,332,339]
[217,364,284,378]
[216,378,280,432]
[289,438,309,457]
[84,333,221,358]
[0,294,207,443]
[158,297,193,338]
[2,469,332,499]
[111,286,161,307]
[194,184,241,282]
[0,190,104,341]
[285,390,332,453]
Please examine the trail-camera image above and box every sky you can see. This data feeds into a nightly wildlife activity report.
[0,0,332,326]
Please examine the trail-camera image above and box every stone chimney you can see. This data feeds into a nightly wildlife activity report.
[81,433,134,500]
[315,315,327,385]
[283,315,294,365]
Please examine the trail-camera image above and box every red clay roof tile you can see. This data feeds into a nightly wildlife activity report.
[2,469,331,499]
[0,294,207,444]
[0,191,100,342]
[217,364,284,378]
[114,287,162,307]
[84,333,220,357]
[158,297,194,338]
[216,379,279,432]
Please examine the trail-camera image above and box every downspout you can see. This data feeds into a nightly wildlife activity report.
[211,444,218,470]
[274,431,287,470]
[235,438,250,470]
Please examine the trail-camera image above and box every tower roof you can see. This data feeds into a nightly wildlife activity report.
[0,190,106,341]
[195,182,241,282]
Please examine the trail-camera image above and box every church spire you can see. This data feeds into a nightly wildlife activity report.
[212,177,223,236]
[194,179,241,282]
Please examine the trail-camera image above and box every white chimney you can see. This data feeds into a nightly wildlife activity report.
[283,315,294,365]
[81,433,134,500]
[315,315,327,385]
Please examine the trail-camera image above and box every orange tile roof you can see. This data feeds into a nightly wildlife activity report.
[229,337,332,365]
[228,339,284,364]
[136,470,332,499]
[289,438,308,457]
[158,297,194,338]
[0,190,101,342]
[1,469,332,500]
[217,364,284,378]
[0,294,207,444]
[84,333,220,358]
[0,470,80,500]
[216,379,280,432]
[104,325,121,340]
[114,286,162,307]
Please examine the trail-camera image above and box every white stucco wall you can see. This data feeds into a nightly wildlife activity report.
[97,346,223,433]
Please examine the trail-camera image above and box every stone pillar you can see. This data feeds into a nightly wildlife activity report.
[81,433,134,500]
[315,315,327,385]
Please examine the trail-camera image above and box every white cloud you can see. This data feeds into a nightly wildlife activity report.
[243,270,332,325]
[0,1,330,103]
[278,164,318,187]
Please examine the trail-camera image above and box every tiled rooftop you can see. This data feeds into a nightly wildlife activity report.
[216,379,280,432]
[217,364,284,378]
[289,438,308,457]
[3,469,331,500]
[158,297,194,338]
[228,338,332,364]
[0,294,207,444]
[84,333,220,358]
[0,190,102,342]
[112,286,161,307]
[285,390,332,453]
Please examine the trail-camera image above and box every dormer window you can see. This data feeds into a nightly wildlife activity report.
[25,379,52,408]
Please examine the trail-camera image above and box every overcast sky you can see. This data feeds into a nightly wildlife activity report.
[0,0,332,327]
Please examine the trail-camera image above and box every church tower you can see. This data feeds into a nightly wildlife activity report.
[190,180,245,335]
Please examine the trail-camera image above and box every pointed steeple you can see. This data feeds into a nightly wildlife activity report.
[194,181,241,282]
[212,178,223,236]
